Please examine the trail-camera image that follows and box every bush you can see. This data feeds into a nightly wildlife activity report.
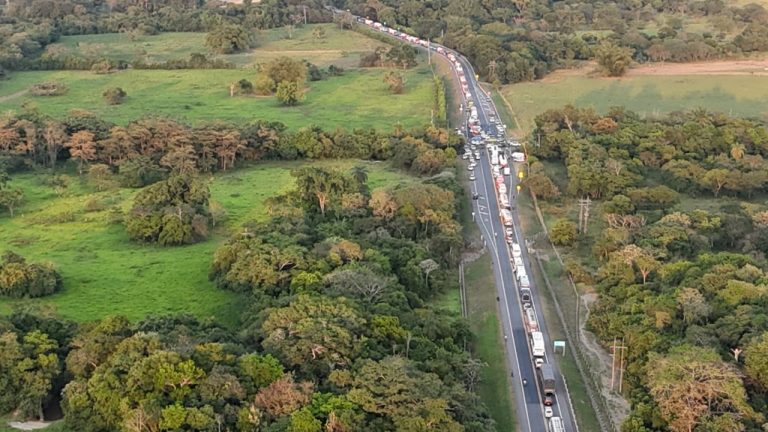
[29,82,68,96]
[125,175,211,246]
[254,73,276,95]
[0,251,61,298]
[550,219,578,246]
[237,79,254,94]
[103,87,126,105]
[90,59,114,74]
[327,64,344,76]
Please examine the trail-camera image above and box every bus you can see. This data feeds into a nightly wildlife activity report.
[549,417,565,432]
[538,363,556,395]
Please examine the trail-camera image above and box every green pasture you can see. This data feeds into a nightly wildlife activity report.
[0,66,434,129]
[56,24,387,68]
[503,74,768,134]
[0,160,414,324]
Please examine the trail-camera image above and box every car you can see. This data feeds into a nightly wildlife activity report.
[467,165,474,171]
[472,193,479,200]
[535,358,544,368]
[469,173,476,181]
[544,406,553,418]
[505,228,514,236]
[462,153,469,160]
[543,396,553,406]
[474,152,480,160]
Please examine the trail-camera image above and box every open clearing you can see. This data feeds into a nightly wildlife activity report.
[0,66,434,128]
[502,60,768,134]
[0,161,413,324]
[57,24,387,68]
[1,23,432,129]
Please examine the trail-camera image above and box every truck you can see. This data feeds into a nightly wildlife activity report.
[518,274,530,288]
[549,417,565,432]
[491,150,499,166]
[525,307,539,333]
[500,209,514,227]
[538,363,556,395]
[520,287,532,303]
[500,209,513,227]
[530,331,545,357]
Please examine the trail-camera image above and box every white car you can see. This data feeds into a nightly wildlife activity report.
[467,164,474,171]
[462,153,469,160]
[544,406,553,418]
[469,173,476,181]
[474,152,481,160]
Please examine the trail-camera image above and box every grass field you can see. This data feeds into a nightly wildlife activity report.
[0,160,414,324]
[0,66,434,128]
[502,74,768,134]
[57,24,387,68]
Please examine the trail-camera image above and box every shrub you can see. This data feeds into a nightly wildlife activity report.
[103,87,126,105]
[29,82,68,96]
[0,251,61,298]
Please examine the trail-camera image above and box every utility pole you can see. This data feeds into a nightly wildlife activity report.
[303,5,308,25]
[610,337,627,393]
[578,196,592,234]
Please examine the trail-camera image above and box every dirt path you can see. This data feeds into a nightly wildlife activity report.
[540,57,768,83]
[7,421,51,431]
[0,89,29,103]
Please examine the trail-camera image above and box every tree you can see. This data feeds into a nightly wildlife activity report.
[701,168,729,196]
[125,175,211,246]
[276,81,303,106]
[595,42,633,77]
[312,27,326,41]
[647,345,757,432]
[205,23,252,54]
[744,332,768,391]
[66,130,97,175]
[676,287,710,324]
[292,167,352,216]
[0,185,23,217]
[261,295,365,374]
[254,74,276,95]
[14,331,61,421]
[102,87,126,105]
[550,219,578,246]
[87,164,115,191]
[383,71,405,94]
[0,251,61,298]
[42,120,67,169]
[369,188,398,219]
[287,408,321,432]
[263,57,307,87]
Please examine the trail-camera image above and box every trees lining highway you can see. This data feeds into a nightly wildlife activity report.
[333,9,583,431]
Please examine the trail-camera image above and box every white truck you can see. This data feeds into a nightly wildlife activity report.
[531,331,545,357]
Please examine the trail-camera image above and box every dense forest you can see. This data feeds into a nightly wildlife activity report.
[3,0,768,82]
[529,107,768,432]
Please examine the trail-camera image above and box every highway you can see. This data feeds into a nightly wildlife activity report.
[459,56,578,432]
[328,8,579,432]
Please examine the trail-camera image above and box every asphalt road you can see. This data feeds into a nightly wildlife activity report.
[459,56,578,432]
[328,9,579,431]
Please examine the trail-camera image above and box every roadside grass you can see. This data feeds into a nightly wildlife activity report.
[0,66,434,128]
[465,253,516,432]
[0,160,413,324]
[503,75,768,134]
[56,24,387,68]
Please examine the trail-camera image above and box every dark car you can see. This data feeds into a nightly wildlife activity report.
[543,396,553,406]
